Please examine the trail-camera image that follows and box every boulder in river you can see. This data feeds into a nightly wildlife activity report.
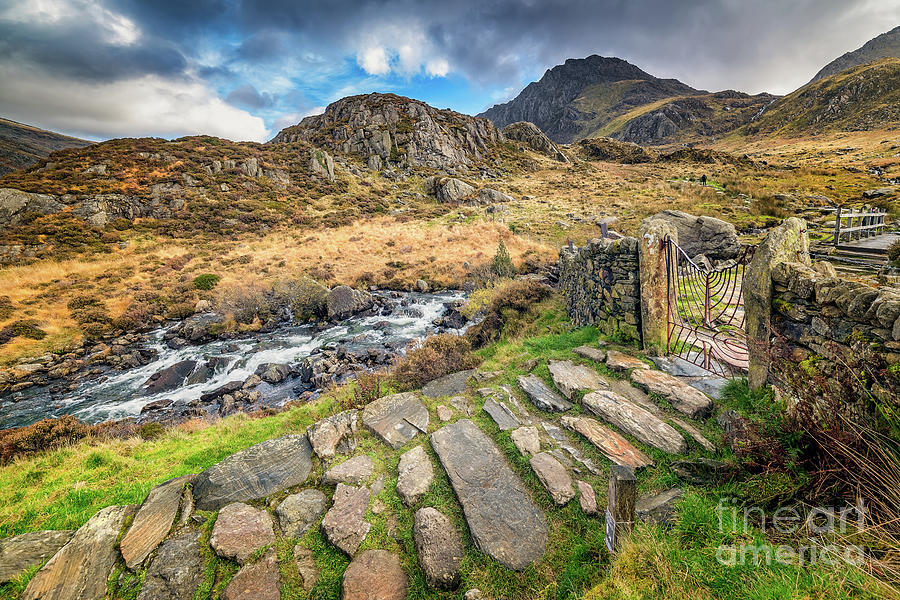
[142,360,197,395]
[326,286,374,320]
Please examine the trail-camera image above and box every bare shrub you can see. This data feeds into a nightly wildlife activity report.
[392,334,481,391]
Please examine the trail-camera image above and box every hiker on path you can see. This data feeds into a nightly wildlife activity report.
[700,174,707,186]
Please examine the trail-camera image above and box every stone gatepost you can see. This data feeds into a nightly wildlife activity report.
[744,217,810,389]
[637,218,678,355]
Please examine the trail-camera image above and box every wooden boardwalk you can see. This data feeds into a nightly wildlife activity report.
[838,232,900,255]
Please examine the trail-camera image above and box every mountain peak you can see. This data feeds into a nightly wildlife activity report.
[810,25,900,83]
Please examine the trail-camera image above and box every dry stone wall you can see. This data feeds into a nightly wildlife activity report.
[558,237,641,342]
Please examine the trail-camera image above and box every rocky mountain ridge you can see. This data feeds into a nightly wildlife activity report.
[810,25,900,83]
[478,55,704,143]
[272,93,504,169]
[0,118,92,177]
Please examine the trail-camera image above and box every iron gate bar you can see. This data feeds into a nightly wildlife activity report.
[664,235,755,377]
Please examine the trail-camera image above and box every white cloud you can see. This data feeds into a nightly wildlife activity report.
[1,0,139,45]
[426,58,450,77]
[0,65,269,142]
[357,46,390,75]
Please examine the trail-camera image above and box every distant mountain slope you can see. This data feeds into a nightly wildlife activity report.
[272,92,503,169]
[810,25,900,83]
[0,117,92,177]
[478,55,704,143]
[745,58,900,136]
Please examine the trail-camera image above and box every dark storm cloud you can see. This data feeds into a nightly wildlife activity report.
[226,83,276,109]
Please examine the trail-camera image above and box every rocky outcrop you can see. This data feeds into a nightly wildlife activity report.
[502,121,569,162]
[650,210,741,260]
[430,419,548,570]
[424,176,475,203]
[273,93,503,169]
[309,148,335,181]
[576,137,656,163]
[192,434,313,511]
[810,25,900,83]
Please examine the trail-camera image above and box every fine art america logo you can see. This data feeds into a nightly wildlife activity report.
[716,497,867,567]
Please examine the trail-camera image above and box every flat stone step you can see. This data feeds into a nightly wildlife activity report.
[629,369,713,418]
[547,360,609,400]
[396,446,434,506]
[23,505,135,600]
[322,455,374,486]
[517,374,572,412]
[321,484,371,556]
[137,528,203,600]
[192,434,313,511]
[342,549,407,600]
[482,396,520,430]
[413,507,464,590]
[605,350,651,372]
[540,421,601,475]
[421,369,475,398]
[210,503,275,565]
[430,420,548,570]
[573,346,606,362]
[0,531,74,584]
[362,392,430,449]
[582,391,687,454]
[530,452,575,505]
[121,474,195,569]
[560,415,653,470]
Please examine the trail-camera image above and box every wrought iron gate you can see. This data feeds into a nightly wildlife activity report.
[664,236,755,377]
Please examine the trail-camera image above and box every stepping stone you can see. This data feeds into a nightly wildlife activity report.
[477,387,495,398]
[321,483,371,556]
[421,369,475,398]
[413,507,464,590]
[192,434,313,511]
[436,405,453,422]
[396,446,434,506]
[547,360,609,399]
[689,377,729,400]
[576,481,597,515]
[636,489,684,526]
[670,417,716,452]
[605,350,650,372]
[582,391,687,454]
[650,356,710,378]
[573,345,606,362]
[510,426,540,456]
[541,422,601,475]
[362,392,429,449]
[121,474,195,569]
[516,374,572,412]
[211,503,275,565]
[322,455,374,486]
[529,452,575,505]
[629,369,713,418]
[0,530,74,583]
[137,528,203,600]
[22,505,135,600]
[430,420,548,570]
[608,378,662,415]
[560,415,653,470]
[293,545,319,591]
[275,489,327,538]
[342,549,407,600]
[223,548,280,600]
[482,396,520,430]
[450,395,471,416]
[307,410,358,460]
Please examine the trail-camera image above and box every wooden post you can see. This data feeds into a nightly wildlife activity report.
[605,465,636,553]
[833,206,841,247]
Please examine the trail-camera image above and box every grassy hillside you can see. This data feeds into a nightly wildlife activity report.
[743,59,900,136]
[0,118,91,177]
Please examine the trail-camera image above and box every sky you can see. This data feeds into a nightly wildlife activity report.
[0,0,897,143]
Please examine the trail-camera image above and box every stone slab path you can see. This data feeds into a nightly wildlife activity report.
[547,360,609,399]
[629,369,713,418]
[516,374,572,411]
[430,420,548,570]
[482,396,520,430]
[121,474,194,569]
[421,369,475,398]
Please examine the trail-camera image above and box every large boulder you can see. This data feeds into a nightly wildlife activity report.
[650,209,740,260]
[141,360,198,395]
[306,410,359,460]
[502,122,569,162]
[426,176,476,203]
[192,434,313,511]
[326,286,374,320]
[0,188,64,227]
